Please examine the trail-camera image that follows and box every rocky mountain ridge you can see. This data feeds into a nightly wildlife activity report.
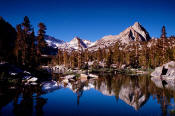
[45,22,151,51]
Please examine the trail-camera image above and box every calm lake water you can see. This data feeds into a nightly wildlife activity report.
[0,73,175,116]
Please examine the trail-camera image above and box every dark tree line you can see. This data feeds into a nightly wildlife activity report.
[0,16,17,62]
[52,26,175,70]
[0,16,48,67]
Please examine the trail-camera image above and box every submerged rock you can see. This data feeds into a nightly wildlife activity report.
[41,81,61,92]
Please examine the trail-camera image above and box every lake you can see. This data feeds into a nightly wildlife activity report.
[0,73,175,116]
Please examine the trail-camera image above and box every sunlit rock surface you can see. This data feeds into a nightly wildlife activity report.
[151,61,175,89]
[151,61,175,78]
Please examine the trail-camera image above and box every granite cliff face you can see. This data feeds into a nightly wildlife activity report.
[88,22,151,51]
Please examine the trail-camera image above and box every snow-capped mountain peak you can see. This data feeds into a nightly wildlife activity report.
[69,36,80,44]
[68,36,87,50]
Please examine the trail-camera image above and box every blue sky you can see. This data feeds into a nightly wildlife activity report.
[0,0,175,42]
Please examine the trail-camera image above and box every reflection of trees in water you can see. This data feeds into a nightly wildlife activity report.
[36,97,47,116]
[115,75,149,110]
[0,84,18,111]
[12,85,47,116]
[70,80,85,106]
[149,78,175,116]
[57,73,175,114]
[76,81,84,106]
[95,74,175,112]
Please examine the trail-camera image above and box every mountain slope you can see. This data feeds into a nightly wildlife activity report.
[45,22,151,52]
[46,36,94,51]
[45,35,64,48]
[89,22,151,51]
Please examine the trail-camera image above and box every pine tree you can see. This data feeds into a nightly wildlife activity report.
[113,42,120,66]
[139,45,147,69]
[15,24,23,64]
[70,51,77,69]
[161,26,167,64]
[77,37,82,69]
[29,29,37,66]
[78,52,82,69]
[37,22,47,55]
[63,50,68,67]
[57,49,63,65]
[106,48,113,68]
[134,33,139,68]
[84,49,89,63]
[21,16,32,65]
[97,47,102,63]
[22,16,31,33]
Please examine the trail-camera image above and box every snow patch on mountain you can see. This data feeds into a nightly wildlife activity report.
[46,36,95,51]
[45,35,64,48]
[45,22,151,52]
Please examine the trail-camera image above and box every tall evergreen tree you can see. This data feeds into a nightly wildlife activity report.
[106,48,113,68]
[20,16,33,65]
[161,26,167,64]
[22,16,31,33]
[15,24,23,64]
[37,22,47,55]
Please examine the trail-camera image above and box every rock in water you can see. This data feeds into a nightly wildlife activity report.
[88,74,98,79]
[42,81,60,92]
[151,61,175,78]
[27,77,38,82]
[151,61,175,89]
[80,74,88,82]
[60,75,76,79]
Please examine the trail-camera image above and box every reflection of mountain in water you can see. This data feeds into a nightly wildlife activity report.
[55,74,175,115]
[119,82,147,110]
[2,73,175,115]
[55,74,150,110]
[93,76,148,110]
[95,81,115,96]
